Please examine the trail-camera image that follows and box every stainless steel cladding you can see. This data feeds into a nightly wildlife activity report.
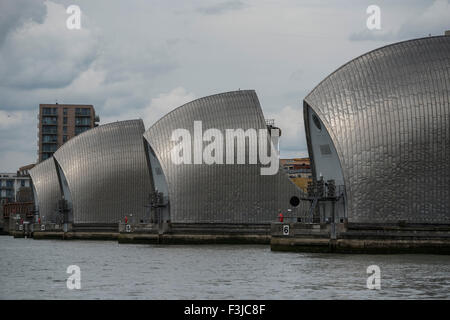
[143,90,307,223]
[304,36,450,224]
[53,119,152,224]
[29,157,61,222]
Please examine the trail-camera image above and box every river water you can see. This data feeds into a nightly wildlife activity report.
[0,236,449,299]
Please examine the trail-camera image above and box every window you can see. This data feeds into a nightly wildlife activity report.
[42,126,57,134]
[75,117,91,125]
[63,117,67,124]
[76,108,90,116]
[63,108,67,115]
[42,116,57,125]
[43,108,57,115]
[63,126,67,134]
[312,114,322,131]
[21,180,25,187]
[320,144,332,155]
[42,135,57,143]
[75,127,89,135]
[42,144,57,152]
[63,135,68,143]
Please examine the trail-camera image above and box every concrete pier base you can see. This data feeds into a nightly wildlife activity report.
[9,223,120,241]
[118,233,269,244]
[271,237,450,254]
[12,231,26,238]
[118,222,270,245]
[33,232,119,241]
[270,222,450,254]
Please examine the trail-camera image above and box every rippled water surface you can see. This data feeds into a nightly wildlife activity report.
[1,236,449,299]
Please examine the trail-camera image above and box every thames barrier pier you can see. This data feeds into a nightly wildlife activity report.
[5,35,449,253]
[117,223,270,245]
[271,35,450,253]
[26,90,305,245]
[271,222,450,254]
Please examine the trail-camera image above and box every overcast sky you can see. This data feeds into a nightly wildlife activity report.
[0,0,449,172]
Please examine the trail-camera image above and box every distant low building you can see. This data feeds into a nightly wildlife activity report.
[17,164,35,177]
[290,177,311,193]
[280,158,312,178]
[1,165,35,232]
[279,158,312,192]
[0,173,32,204]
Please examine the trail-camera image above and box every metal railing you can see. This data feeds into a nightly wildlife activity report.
[296,180,347,224]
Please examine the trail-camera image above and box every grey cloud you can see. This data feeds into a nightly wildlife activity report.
[0,49,98,90]
[0,110,37,170]
[349,29,397,42]
[0,0,438,172]
[0,0,46,46]
[100,51,179,85]
[289,69,304,82]
[197,0,246,15]
[349,0,450,42]
[92,29,180,85]
[395,0,450,39]
[0,1,100,90]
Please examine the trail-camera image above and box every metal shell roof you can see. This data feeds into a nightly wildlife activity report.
[304,36,450,223]
[144,90,307,223]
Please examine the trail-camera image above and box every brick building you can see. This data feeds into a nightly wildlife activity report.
[38,104,99,162]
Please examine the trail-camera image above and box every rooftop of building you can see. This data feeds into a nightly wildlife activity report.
[39,103,94,107]
[280,158,310,165]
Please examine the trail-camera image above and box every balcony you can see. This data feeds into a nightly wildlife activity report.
[75,109,92,117]
[75,127,90,135]
[41,153,53,161]
[42,134,58,143]
[75,117,91,126]
[42,129,57,135]
[42,108,58,116]
[42,120,57,126]
[42,145,58,152]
